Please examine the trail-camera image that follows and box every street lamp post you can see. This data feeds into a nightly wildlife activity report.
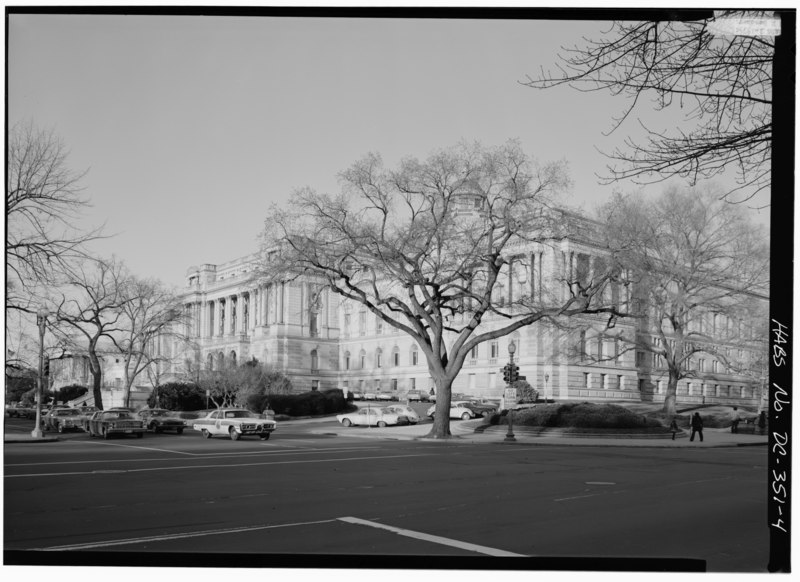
[544,373,550,402]
[31,307,49,438]
[505,341,517,442]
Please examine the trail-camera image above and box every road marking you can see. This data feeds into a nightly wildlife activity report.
[338,516,526,557]
[36,519,339,551]
[5,453,431,478]
[81,441,196,455]
[4,446,380,468]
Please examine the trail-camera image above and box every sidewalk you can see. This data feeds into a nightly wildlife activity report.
[310,420,769,448]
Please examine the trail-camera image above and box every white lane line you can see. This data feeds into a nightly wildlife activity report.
[37,519,339,551]
[80,441,196,455]
[338,516,526,557]
[5,446,379,467]
[5,453,431,478]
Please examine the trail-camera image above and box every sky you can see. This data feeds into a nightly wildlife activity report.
[8,10,771,290]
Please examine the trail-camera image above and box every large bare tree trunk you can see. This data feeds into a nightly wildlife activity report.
[425,374,454,439]
[663,372,679,417]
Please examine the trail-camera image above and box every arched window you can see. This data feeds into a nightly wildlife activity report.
[392,346,400,367]
[344,351,351,370]
[411,347,419,366]
[216,352,224,370]
[311,349,319,372]
[360,350,366,369]
[376,348,383,368]
[207,353,214,371]
[230,351,237,367]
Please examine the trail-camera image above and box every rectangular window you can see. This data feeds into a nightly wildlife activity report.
[657,380,663,394]
[579,331,587,361]
[377,320,383,334]
[469,346,479,360]
[601,373,607,389]
[391,379,398,391]
[490,342,499,359]
[584,372,591,389]
[393,351,400,366]
[412,350,418,366]
[311,380,319,391]
[410,378,416,390]
[617,375,624,390]
[712,360,719,373]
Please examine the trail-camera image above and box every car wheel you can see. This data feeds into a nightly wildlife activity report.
[229,426,240,441]
[377,420,387,428]
[154,426,162,434]
[260,433,271,440]
[177,428,184,435]
[342,418,352,427]
[461,412,471,420]
[136,432,143,438]
[201,429,211,439]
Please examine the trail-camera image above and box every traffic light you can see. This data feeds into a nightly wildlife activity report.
[509,364,520,384]
[502,364,511,384]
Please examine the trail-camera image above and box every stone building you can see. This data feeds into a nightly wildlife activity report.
[175,209,766,408]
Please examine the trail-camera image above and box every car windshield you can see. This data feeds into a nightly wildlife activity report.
[57,409,81,416]
[224,410,257,419]
[148,410,171,417]
[103,412,132,420]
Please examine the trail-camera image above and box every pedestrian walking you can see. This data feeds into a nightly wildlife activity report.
[690,412,704,442]
[669,418,679,440]
[758,411,767,435]
[730,406,741,434]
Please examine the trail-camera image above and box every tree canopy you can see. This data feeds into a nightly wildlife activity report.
[260,140,623,438]
[524,12,776,203]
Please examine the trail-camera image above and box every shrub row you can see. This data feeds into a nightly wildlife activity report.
[249,389,348,417]
[497,402,663,429]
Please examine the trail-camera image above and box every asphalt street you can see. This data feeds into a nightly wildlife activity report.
[4,413,768,572]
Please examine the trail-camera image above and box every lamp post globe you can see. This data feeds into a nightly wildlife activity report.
[31,307,50,439]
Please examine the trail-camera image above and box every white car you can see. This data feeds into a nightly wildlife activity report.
[426,402,475,420]
[336,407,409,427]
[192,408,277,440]
[382,404,421,424]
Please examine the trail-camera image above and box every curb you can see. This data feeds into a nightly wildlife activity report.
[4,436,60,443]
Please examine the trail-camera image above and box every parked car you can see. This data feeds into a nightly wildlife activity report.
[76,406,100,431]
[405,390,430,402]
[137,408,186,434]
[456,400,497,418]
[363,392,377,401]
[382,404,421,424]
[428,393,437,403]
[6,403,35,418]
[376,393,393,401]
[43,407,85,433]
[192,408,277,440]
[336,407,409,427]
[87,410,145,439]
[350,391,364,400]
[426,402,476,420]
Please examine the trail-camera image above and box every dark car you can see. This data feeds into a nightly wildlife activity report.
[43,407,85,432]
[137,408,186,434]
[87,410,145,439]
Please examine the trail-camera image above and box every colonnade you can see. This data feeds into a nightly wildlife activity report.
[184,282,287,339]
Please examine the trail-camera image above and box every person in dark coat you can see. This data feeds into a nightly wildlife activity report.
[669,418,679,440]
[758,411,767,435]
[690,412,704,442]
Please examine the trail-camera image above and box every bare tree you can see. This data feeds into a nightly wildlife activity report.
[49,257,131,410]
[109,277,192,408]
[260,140,623,439]
[600,184,769,417]
[7,121,103,313]
[523,12,776,203]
